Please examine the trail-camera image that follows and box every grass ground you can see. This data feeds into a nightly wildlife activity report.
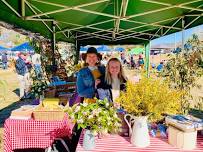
[0,69,19,151]
[0,67,202,151]
[0,69,32,151]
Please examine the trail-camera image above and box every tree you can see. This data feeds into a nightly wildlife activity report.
[163,34,203,113]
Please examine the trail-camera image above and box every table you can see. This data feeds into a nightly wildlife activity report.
[4,117,73,152]
[76,133,203,152]
[48,81,76,87]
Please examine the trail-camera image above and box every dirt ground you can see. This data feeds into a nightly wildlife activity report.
[0,67,202,151]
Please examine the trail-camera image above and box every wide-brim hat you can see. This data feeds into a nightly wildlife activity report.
[81,47,102,61]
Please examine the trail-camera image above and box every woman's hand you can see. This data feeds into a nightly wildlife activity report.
[113,102,120,109]
[95,79,101,88]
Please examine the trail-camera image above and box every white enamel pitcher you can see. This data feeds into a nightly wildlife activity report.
[124,114,150,147]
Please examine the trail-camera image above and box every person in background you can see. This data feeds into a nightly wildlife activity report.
[25,53,32,72]
[156,61,164,72]
[23,54,32,97]
[130,55,135,68]
[15,53,28,99]
[101,56,108,66]
[2,52,8,70]
[98,58,127,108]
[138,54,144,69]
[77,47,105,101]
[32,52,42,79]
[151,63,156,69]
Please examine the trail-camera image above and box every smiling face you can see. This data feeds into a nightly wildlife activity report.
[108,60,121,77]
[86,53,98,66]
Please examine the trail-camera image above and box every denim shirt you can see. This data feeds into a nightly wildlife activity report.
[76,66,105,98]
[15,57,27,76]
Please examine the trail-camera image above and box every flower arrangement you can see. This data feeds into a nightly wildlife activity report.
[65,98,121,135]
[116,78,183,122]
[31,80,47,98]
[65,61,83,77]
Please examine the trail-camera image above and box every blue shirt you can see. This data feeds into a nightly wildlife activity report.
[157,64,163,71]
[15,57,27,76]
[76,66,105,98]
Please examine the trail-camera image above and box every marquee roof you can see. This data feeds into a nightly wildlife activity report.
[0,0,202,45]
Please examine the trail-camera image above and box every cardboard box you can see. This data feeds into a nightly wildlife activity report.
[168,126,197,150]
[10,105,35,120]
[165,116,203,132]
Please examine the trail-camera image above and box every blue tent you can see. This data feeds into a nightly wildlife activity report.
[80,46,89,52]
[114,47,125,52]
[96,45,110,52]
[0,45,10,51]
[11,42,34,52]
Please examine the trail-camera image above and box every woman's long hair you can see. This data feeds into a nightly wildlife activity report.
[105,58,127,85]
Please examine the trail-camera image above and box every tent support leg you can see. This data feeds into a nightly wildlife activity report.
[51,21,56,66]
[75,33,80,64]
[145,41,150,78]
[21,0,25,17]
[182,18,185,50]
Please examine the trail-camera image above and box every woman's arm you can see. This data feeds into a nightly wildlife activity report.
[76,71,95,98]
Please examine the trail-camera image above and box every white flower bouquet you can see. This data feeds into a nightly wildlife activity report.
[65,98,121,135]
[31,80,47,98]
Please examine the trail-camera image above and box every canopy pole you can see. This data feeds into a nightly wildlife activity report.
[51,21,56,66]
[145,41,150,78]
[181,17,185,51]
[75,32,80,64]
[21,0,25,17]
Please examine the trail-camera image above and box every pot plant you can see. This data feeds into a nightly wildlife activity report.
[65,98,121,150]
[116,77,182,147]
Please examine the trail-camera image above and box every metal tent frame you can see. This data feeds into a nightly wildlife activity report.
[0,0,202,75]
[0,0,202,44]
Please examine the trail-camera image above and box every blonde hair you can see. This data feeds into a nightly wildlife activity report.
[105,58,127,85]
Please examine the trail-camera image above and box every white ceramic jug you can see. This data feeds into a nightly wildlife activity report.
[124,114,150,147]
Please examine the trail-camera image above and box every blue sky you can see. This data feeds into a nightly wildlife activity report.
[151,24,203,46]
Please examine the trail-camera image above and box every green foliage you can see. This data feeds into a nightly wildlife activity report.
[194,97,203,111]
[31,80,47,98]
[29,38,41,54]
[65,62,82,77]
[0,79,7,101]
[116,78,182,122]
[65,99,121,135]
[162,34,203,113]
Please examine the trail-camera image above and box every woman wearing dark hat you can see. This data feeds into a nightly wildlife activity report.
[70,47,105,152]
[76,47,105,101]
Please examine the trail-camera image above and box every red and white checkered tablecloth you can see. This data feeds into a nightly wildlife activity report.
[4,117,74,152]
[76,133,203,152]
